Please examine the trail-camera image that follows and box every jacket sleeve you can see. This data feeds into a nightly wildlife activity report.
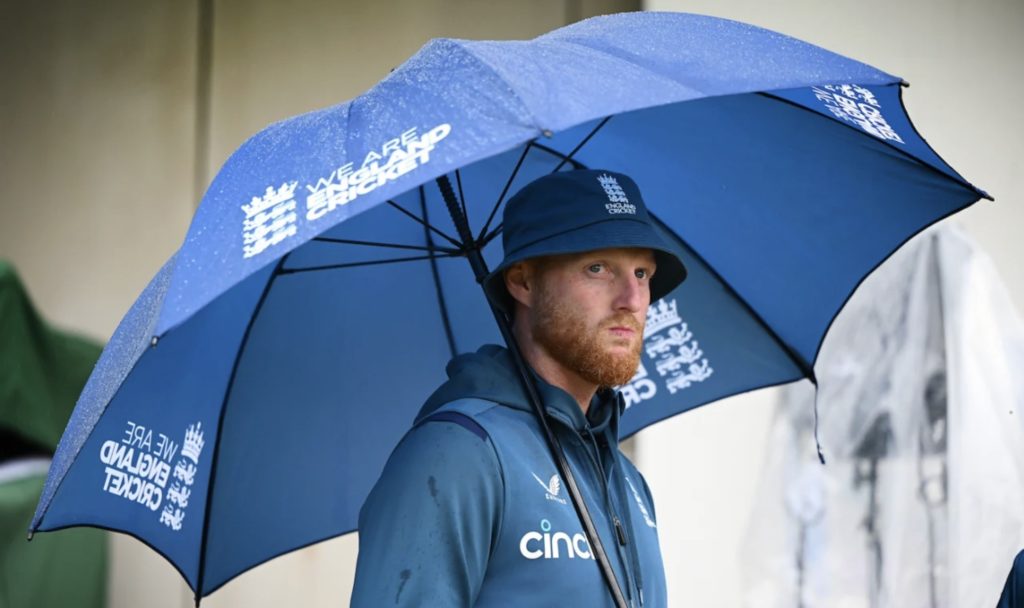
[351,418,503,607]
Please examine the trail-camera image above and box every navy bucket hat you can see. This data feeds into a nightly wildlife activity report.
[484,169,688,311]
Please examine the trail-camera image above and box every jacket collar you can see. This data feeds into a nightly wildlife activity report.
[417,344,624,441]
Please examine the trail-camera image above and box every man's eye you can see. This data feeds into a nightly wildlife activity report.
[635,269,650,279]
[588,263,604,273]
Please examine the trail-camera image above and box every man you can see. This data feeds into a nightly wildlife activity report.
[351,169,688,607]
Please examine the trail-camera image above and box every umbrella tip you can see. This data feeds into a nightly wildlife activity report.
[151,335,159,347]
[812,384,826,465]
[26,530,34,541]
[899,79,910,88]
[542,129,554,138]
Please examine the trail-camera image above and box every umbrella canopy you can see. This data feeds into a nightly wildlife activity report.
[30,11,988,600]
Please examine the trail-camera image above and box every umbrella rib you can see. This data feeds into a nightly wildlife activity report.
[532,142,587,170]
[385,200,463,248]
[649,212,816,381]
[471,114,625,248]
[759,91,988,366]
[480,144,595,245]
[195,254,288,600]
[420,185,458,357]
[455,169,468,227]
[477,141,534,243]
[756,91,992,202]
[277,253,460,275]
[551,115,611,173]
[311,236,458,254]
[481,223,503,247]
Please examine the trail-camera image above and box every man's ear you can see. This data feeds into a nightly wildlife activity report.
[504,261,534,309]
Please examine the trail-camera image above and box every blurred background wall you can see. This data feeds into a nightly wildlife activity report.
[0,0,1018,606]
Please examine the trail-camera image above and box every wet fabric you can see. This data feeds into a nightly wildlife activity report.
[352,345,666,607]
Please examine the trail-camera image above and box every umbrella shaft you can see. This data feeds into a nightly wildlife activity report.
[436,175,631,608]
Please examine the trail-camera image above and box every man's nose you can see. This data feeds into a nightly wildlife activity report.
[613,274,647,313]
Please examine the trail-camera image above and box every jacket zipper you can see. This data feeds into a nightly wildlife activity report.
[577,428,642,607]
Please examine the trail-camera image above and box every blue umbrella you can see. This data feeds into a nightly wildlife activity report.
[29,11,988,602]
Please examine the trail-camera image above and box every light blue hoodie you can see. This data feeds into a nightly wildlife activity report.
[351,345,667,607]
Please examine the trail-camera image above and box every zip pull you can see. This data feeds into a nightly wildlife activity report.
[614,517,628,546]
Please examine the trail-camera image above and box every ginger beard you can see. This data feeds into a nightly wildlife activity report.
[531,280,644,388]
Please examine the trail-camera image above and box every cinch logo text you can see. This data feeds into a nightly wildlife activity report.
[518,519,593,560]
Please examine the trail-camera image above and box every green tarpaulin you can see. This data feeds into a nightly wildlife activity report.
[0,260,106,608]
[1,260,102,453]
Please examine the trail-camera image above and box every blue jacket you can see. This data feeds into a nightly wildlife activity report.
[998,549,1024,608]
[351,345,667,607]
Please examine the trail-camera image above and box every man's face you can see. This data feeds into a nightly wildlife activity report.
[528,247,655,388]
